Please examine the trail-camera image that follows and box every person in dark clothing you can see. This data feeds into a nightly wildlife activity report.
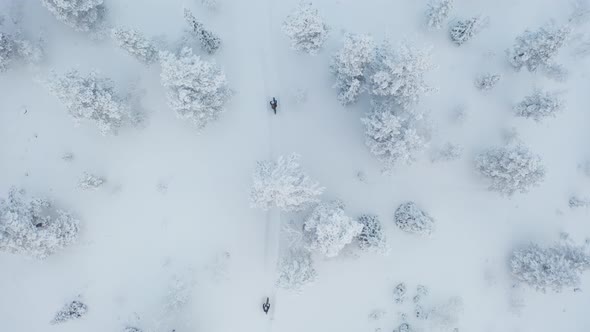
[270,97,278,114]
[262,297,270,314]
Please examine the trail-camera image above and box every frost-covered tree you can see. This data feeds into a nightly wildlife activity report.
[250,153,324,212]
[184,8,221,54]
[48,70,131,135]
[159,47,231,130]
[426,0,453,29]
[394,202,435,236]
[0,32,43,72]
[276,248,317,292]
[569,196,590,208]
[507,24,571,72]
[331,33,375,105]
[51,300,88,324]
[112,27,158,64]
[78,172,105,190]
[362,99,429,171]
[368,41,434,108]
[475,145,546,196]
[357,214,387,253]
[304,200,363,258]
[282,2,329,55]
[474,73,500,91]
[0,188,80,259]
[511,241,590,292]
[449,16,487,45]
[513,89,563,122]
[40,0,106,32]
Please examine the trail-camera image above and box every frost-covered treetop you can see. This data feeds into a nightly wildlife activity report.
[513,89,564,122]
[41,0,106,32]
[507,23,572,72]
[250,153,325,212]
[331,33,375,105]
[426,0,454,29]
[159,47,231,130]
[112,27,158,64]
[282,2,330,55]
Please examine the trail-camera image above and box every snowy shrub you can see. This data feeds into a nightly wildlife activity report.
[449,16,487,45]
[413,285,429,303]
[78,172,105,190]
[0,188,80,259]
[362,99,429,171]
[474,73,500,91]
[507,24,571,72]
[475,145,546,196]
[393,282,407,303]
[304,200,363,258]
[112,27,158,64]
[250,153,325,212]
[124,327,142,332]
[514,89,563,122]
[331,33,375,105]
[368,41,434,108]
[0,32,43,72]
[282,2,329,55]
[430,142,463,162]
[48,70,131,135]
[394,202,435,236]
[184,8,221,54]
[159,47,231,130]
[356,214,387,253]
[40,0,106,32]
[51,300,88,324]
[276,248,317,292]
[511,241,590,292]
[569,196,590,208]
[426,0,453,29]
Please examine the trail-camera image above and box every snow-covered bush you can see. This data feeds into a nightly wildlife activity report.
[474,73,500,91]
[51,300,88,324]
[449,16,487,45]
[362,99,429,171]
[124,327,142,332]
[511,241,590,292]
[0,188,80,259]
[0,32,43,72]
[430,142,463,162]
[48,70,131,135]
[304,200,363,258]
[276,248,317,292]
[159,47,231,130]
[426,0,453,29]
[475,145,546,196]
[569,196,590,208]
[112,27,158,64]
[282,2,329,55]
[78,172,105,190]
[356,214,387,253]
[250,153,324,212]
[393,282,407,303]
[513,89,563,122]
[40,0,106,32]
[394,202,435,236]
[507,24,571,72]
[331,33,375,105]
[368,41,434,108]
[184,8,221,54]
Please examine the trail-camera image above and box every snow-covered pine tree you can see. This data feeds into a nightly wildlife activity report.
[357,214,388,253]
[40,0,106,32]
[250,153,324,212]
[511,241,590,292]
[368,41,434,108]
[276,247,317,292]
[0,188,80,259]
[475,144,546,196]
[159,47,231,130]
[48,69,131,135]
[282,2,329,55]
[51,300,88,324]
[331,33,375,105]
[184,8,221,54]
[507,23,572,72]
[513,89,563,122]
[449,15,487,45]
[474,73,501,91]
[426,0,454,29]
[361,98,430,171]
[112,27,158,64]
[304,200,363,258]
[394,202,435,236]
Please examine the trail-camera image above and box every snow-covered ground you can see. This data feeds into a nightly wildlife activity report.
[1,0,590,331]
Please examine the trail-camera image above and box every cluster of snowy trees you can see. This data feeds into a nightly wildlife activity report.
[41,0,106,32]
[282,2,329,55]
[0,188,80,259]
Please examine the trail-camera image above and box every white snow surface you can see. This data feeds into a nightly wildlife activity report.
[1,0,590,332]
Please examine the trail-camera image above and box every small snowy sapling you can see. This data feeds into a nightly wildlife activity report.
[282,2,329,55]
[331,33,375,105]
[184,8,221,54]
[474,73,501,91]
[507,23,571,72]
[51,300,88,324]
[78,172,105,190]
[513,89,563,122]
[449,16,488,45]
[356,214,388,253]
[394,202,435,236]
[426,0,454,29]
